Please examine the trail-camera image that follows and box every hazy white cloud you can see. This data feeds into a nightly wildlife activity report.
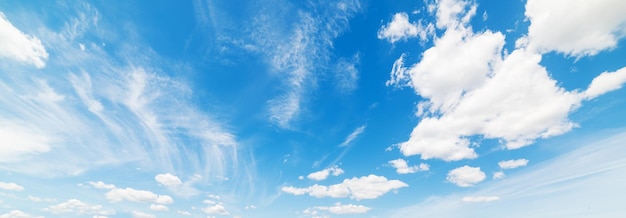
[492,171,505,180]
[28,195,56,202]
[0,210,41,218]
[155,173,183,186]
[0,121,53,163]
[311,202,371,214]
[378,12,434,43]
[584,67,626,99]
[88,181,115,190]
[525,0,626,56]
[388,158,429,174]
[334,54,360,93]
[245,205,256,210]
[307,166,344,181]
[105,188,173,204]
[203,203,229,216]
[447,166,486,187]
[131,211,155,218]
[339,125,366,147]
[283,174,408,200]
[0,181,24,191]
[176,210,191,215]
[462,196,500,203]
[498,159,529,169]
[149,204,169,212]
[45,199,112,215]
[0,12,48,68]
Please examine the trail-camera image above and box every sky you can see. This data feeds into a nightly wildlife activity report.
[1,0,626,217]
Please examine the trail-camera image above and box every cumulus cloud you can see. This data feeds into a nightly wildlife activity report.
[462,196,500,203]
[525,0,626,56]
[88,181,115,189]
[0,182,24,191]
[584,67,626,99]
[105,188,173,204]
[446,165,486,187]
[0,12,48,68]
[378,12,434,43]
[45,199,113,215]
[203,203,230,216]
[131,211,155,218]
[339,125,366,147]
[309,202,371,214]
[498,159,529,169]
[149,204,168,212]
[155,173,183,186]
[282,174,408,200]
[388,158,429,174]
[307,166,344,181]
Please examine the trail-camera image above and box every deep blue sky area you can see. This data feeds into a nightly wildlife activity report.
[1,0,626,217]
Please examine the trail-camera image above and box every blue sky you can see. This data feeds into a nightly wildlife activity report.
[1,0,626,217]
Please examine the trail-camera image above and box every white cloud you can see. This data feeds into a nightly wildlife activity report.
[334,54,360,93]
[28,195,56,202]
[176,210,191,215]
[308,202,370,215]
[462,196,500,203]
[0,181,24,191]
[525,0,626,56]
[498,159,529,169]
[203,204,229,216]
[149,204,169,212]
[378,12,434,43]
[155,173,183,186]
[0,121,52,163]
[0,210,41,218]
[105,188,173,204]
[388,158,429,174]
[88,181,115,189]
[307,166,344,181]
[492,171,505,180]
[446,166,486,187]
[0,12,48,68]
[45,199,112,215]
[339,125,366,147]
[131,211,155,218]
[282,174,408,200]
[584,67,626,99]
[92,216,108,218]
[245,205,256,210]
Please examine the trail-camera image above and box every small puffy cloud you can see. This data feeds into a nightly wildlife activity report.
[131,211,155,218]
[584,67,626,100]
[176,210,191,215]
[339,125,366,147]
[149,204,168,212]
[307,166,344,181]
[0,210,41,218]
[88,181,115,189]
[462,196,500,203]
[105,188,173,204]
[155,173,183,186]
[0,182,24,191]
[499,159,529,169]
[447,166,486,187]
[493,171,505,179]
[203,204,229,216]
[377,12,433,43]
[283,174,408,200]
[313,202,371,214]
[525,0,626,56]
[0,12,48,68]
[28,196,56,202]
[45,199,112,215]
[388,158,429,174]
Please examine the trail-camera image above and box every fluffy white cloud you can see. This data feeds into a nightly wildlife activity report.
[28,196,56,202]
[525,0,626,56]
[88,181,115,189]
[462,196,500,203]
[313,202,371,214]
[45,199,112,215]
[446,166,486,187]
[493,171,505,180]
[388,158,429,174]
[283,174,408,200]
[131,211,155,218]
[105,188,173,204]
[307,166,344,181]
[0,12,48,68]
[378,12,433,43]
[0,181,24,191]
[155,173,182,186]
[584,67,626,99]
[0,210,41,218]
[149,204,169,212]
[339,125,366,147]
[203,204,229,216]
[498,159,529,169]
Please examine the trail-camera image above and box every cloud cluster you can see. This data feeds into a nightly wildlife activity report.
[45,199,113,216]
[377,12,433,43]
[388,158,429,174]
[105,188,173,204]
[307,166,344,181]
[283,174,408,200]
